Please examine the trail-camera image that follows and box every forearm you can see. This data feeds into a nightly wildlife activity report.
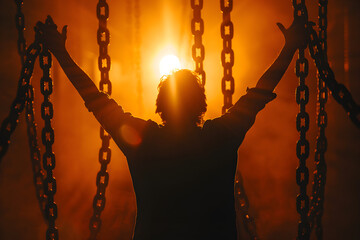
[53,50,100,101]
[255,44,296,92]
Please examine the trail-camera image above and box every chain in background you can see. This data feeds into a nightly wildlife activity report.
[191,0,206,86]
[89,0,112,238]
[292,0,310,239]
[309,1,328,239]
[39,43,58,240]
[220,0,234,114]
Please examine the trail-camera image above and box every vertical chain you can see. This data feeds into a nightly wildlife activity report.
[14,0,26,65]
[0,42,40,162]
[220,0,234,114]
[39,45,58,240]
[309,1,328,239]
[292,1,310,239]
[234,171,259,240]
[25,83,47,216]
[89,1,111,239]
[191,0,206,86]
[15,0,48,217]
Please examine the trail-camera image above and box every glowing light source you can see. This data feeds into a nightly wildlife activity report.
[159,54,181,76]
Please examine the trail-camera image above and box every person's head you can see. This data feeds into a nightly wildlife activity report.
[156,69,207,126]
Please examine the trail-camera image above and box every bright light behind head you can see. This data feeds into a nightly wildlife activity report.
[159,54,181,76]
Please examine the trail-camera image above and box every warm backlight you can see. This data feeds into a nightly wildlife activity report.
[159,54,181,76]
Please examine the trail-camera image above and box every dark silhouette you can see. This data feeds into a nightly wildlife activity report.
[37,15,306,240]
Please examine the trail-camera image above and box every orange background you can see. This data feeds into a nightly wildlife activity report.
[0,0,359,239]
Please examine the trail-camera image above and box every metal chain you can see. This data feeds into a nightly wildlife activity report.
[0,42,40,163]
[234,171,259,240]
[191,0,206,86]
[14,0,26,65]
[89,1,112,238]
[0,0,28,162]
[25,84,47,216]
[292,1,310,239]
[309,1,328,239]
[308,25,359,128]
[15,0,48,217]
[39,44,58,240]
[221,0,234,114]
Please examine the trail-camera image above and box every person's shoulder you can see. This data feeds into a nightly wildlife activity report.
[201,118,221,132]
[146,119,160,128]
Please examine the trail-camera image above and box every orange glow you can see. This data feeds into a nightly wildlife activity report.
[120,124,142,146]
[159,54,181,76]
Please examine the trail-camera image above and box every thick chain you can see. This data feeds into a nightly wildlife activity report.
[0,42,40,162]
[89,1,112,239]
[15,0,48,217]
[25,84,47,216]
[308,25,359,128]
[292,1,310,239]
[191,0,205,86]
[234,171,259,240]
[14,0,26,65]
[220,0,234,114]
[39,45,58,240]
[309,1,328,239]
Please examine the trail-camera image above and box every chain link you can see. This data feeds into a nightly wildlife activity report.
[25,83,47,217]
[292,1,310,239]
[308,24,359,128]
[39,45,58,240]
[220,0,258,238]
[234,171,259,240]
[89,1,112,239]
[309,1,328,239]
[221,0,234,114]
[14,0,26,65]
[15,1,48,217]
[191,0,206,86]
[0,42,40,162]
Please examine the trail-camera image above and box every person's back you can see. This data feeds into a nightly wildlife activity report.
[130,124,238,239]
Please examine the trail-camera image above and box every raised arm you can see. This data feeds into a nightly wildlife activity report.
[255,18,307,92]
[36,16,99,103]
[36,16,149,155]
[210,18,308,142]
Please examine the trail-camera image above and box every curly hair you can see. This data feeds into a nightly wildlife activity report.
[156,69,207,125]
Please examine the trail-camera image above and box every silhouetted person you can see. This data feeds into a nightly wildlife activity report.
[37,15,306,240]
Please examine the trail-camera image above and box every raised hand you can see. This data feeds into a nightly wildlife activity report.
[277,17,308,52]
[36,16,68,56]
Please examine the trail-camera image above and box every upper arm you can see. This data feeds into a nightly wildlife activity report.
[84,92,149,155]
[206,88,276,143]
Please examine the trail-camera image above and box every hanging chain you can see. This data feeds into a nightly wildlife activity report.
[191,0,206,86]
[14,0,26,65]
[0,43,40,163]
[15,0,48,217]
[308,25,359,128]
[292,1,310,239]
[26,83,47,216]
[309,1,328,239]
[39,44,58,240]
[0,0,28,162]
[89,1,112,239]
[220,0,234,114]
[234,171,259,240]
